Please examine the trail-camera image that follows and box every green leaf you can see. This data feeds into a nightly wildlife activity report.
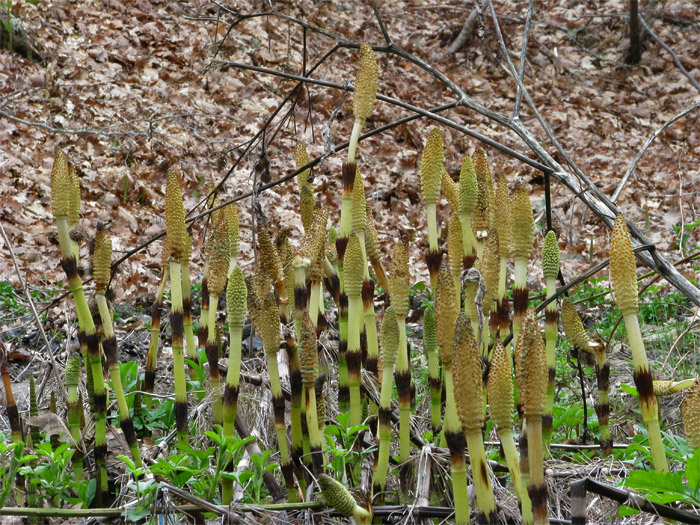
[686,449,700,492]
[619,383,638,397]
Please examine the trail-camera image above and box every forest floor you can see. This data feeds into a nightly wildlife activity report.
[0,0,699,523]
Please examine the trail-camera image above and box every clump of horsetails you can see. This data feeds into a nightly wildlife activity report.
[13,42,696,522]
[610,214,669,472]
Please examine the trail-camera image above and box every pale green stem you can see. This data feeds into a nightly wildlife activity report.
[347,121,363,164]
[169,261,189,451]
[623,313,669,472]
[444,368,470,525]
[207,300,222,425]
[348,295,363,427]
[397,318,410,462]
[465,432,496,522]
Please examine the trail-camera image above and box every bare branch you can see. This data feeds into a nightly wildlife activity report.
[640,15,700,94]
[612,101,700,203]
[210,58,548,171]
[513,0,535,117]
[0,220,67,402]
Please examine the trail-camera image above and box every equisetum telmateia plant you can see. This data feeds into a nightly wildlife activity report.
[11,43,689,521]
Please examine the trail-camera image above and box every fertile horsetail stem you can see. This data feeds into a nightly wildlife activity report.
[165,170,191,451]
[487,340,532,522]
[226,203,240,276]
[495,173,512,338]
[422,307,442,435]
[472,149,495,257]
[441,168,459,213]
[447,214,463,306]
[373,306,399,499]
[453,313,497,523]
[519,311,548,525]
[610,214,668,472]
[458,157,478,269]
[257,221,289,322]
[419,127,444,292]
[511,183,535,353]
[435,264,470,524]
[561,297,611,456]
[300,312,324,475]
[221,266,247,504]
[482,228,500,358]
[318,474,371,524]
[181,228,197,372]
[344,233,365,428]
[541,230,560,449]
[93,227,142,469]
[65,353,84,481]
[205,212,229,426]
[348,43,378,163]
[351,170,380,378]
[389,238,411,463]
[249,284,298,501]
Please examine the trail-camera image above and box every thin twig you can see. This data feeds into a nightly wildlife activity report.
[611,101,700,202]
[639,15,700,94]
[369,0,392,45]
[0,220,67,402]
[192,44,342,218]
[110,100,458,272]
[210,58,550,172]
[513,0,535,118]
